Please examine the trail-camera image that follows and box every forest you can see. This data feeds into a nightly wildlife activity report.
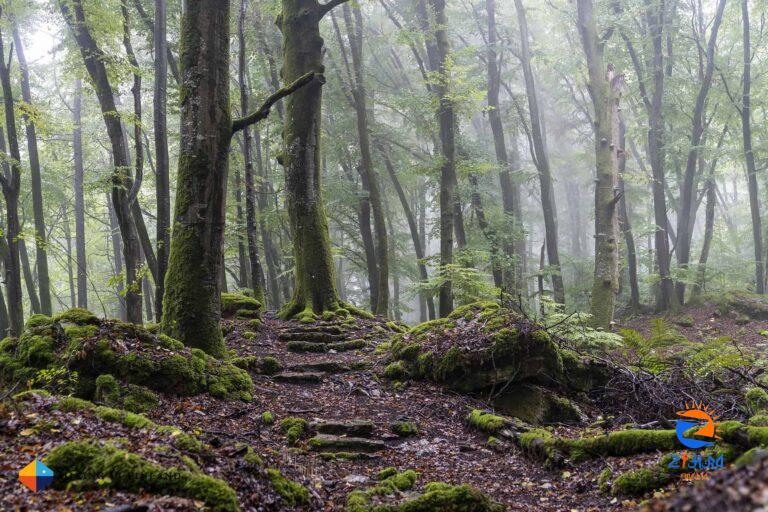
[2,0,768,509]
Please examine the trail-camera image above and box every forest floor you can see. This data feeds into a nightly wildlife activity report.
[1,303,766,511]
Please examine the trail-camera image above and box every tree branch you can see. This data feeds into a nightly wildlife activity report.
[231,72,319,134]
[319,0,350,18]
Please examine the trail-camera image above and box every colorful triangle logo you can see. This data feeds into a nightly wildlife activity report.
[18,459,54,492]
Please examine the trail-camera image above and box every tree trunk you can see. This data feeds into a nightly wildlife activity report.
[154,0,171,319]
[514,0,564,304]
[0,235,11,335]
[276,0,348,318]
[63,204,76,308]
[486,0,522,294]
[674,0,726,302]
[234,158,249,288]
[342,4,389,316]
[161,1,231,356]
[578,0,622,327]
[73,79,88,309]
[741,0,765,294]
[13,26,51,315]
[618,117,640,311]
[107,194,127,321]
[253,128,281,308]
[60,0,142,323]
[238,0,267,304]
[378,144,436,320]
[19,238,41,314]
[0,48,24,334]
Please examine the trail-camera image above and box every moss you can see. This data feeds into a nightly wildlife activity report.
[383,361,409,380]
[25,314,53,329]
[597,468,612,493]
[492,385,583,425]
[64,325,99,341]
[747,387,768,413]
[611,467,671,496]
[45,441,239,510]
[221,292,261,317]
[122,385,159,413]
[12,388,52,400]
[280,417,308,446]
[206,362,253,401]
[0,336,17,354]
[386,321,408,333]
[562,429,678,462]
[377,467,398,480]
[734,447,768,467]
[672,314,694,327]
[158,334,185,351]
[242,446,264,466]
[54,308,99,325]
[262,411,275,425]
[243,331,258,340]
[749,413,768,427]
[392,343,421,362]
[287,340,328,353]
[329,339,366,351]
[448,301,500,321]
[392,421,419,437]
[467,410,507,433]
[16,334,56,368]
[379,470,418,492]
[266,468,309,507]
[94,374,120,405]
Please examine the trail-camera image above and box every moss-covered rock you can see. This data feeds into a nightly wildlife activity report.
[392,421,419,437]
[560,429,678,462]
[492,385,584,425]
[611,467,672,496]
[45,441,238,510]
[467,410,508,433]
[221,292,261,319]
[388,302,563,393]
[747,387,768,413]
[308,434,386,453]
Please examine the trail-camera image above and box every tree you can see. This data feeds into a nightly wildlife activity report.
[577,0,622,327]
[276,0,351,319]
[162,0,314,354]
[59,0,143,324]
[12,25,51,315]
[73,79,87,309]
[154,0,171,318]
[514,0,565,305]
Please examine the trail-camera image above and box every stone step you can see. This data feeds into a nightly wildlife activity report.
[278,331,347,343]
[279,324,346,336]
[311,419,374,437]
[288,361,350,373]
[286,339,366,353]
[308,434,387,453]
[272,371,325,384]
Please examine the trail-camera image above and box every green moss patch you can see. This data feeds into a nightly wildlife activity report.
[221,292,262,319]
[267,468,309,507]
[45,441,238,511]
[280,417,308,446]
[611,467,672,496]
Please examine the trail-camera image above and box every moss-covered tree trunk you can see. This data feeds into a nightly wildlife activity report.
[277,0,349,319]
[577,0,621,328]
[161,1,231,357]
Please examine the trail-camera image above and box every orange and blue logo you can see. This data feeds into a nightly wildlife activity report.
[18,459,54,492]
[674,401,720,449]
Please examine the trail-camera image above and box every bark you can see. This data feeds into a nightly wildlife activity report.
[153,0,171,319]
[578,0,622,327]
[19,238,41,314]
[0,38,24,335]
[674,0,726,302]
[238,0,267,304]
[342,3,389,316]
[514,0,565,304]
[60,0,143,323]
[0,235,11,335]
[63,204,76,308]
[73,79,87,309]
[234,158,249,288]
[276,0,348,318]
[378,143,436,320]
[12,26,51,315]
[741,0,765,294]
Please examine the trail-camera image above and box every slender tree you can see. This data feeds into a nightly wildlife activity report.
[73,79,87,309]
[154,0,171,318]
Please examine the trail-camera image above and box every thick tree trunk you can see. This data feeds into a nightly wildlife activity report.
[73,79,88,309]
[675,0,726,302]
[13,26,51,315]
[276,0,347,318]
[162,1,231,356]
[238,0,267,304]
[343,4,389,316]
[60,0,142,323]
[514,0,564,305]
[578,0,621,328]
[154,0,171,318]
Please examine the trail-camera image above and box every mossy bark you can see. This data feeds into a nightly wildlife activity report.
[161,1,231,357]
[277,0,347,318]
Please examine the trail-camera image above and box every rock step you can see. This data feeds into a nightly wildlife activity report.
[286,339,366,353]
[278,324,347,335]
[288,361,350,374]
[308,434,387,453]
[272,371,325,384]
[311,419,374,437]
[278,331,348,343]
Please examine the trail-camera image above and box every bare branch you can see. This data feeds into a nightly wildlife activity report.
[232,72,319,134]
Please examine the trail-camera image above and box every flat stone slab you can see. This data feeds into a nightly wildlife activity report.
[311,419,374,437]
[308,434,387,453]
[273,371,324,384]
[289,361,350,374]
